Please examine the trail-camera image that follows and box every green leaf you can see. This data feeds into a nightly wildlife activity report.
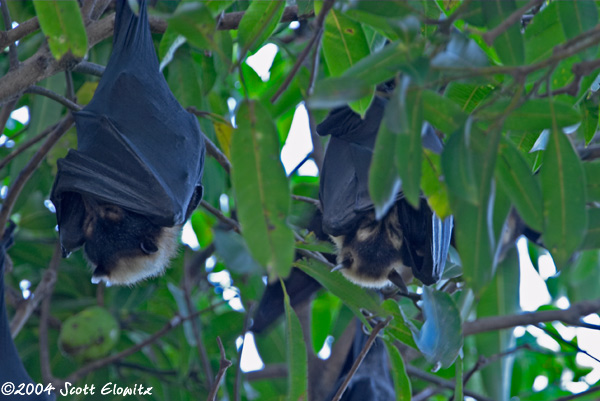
[369,123,401,220]
[395,87,423,208]
[444,82,493,113]
[481,0,525,66]
[295,259,386,322]
[477,99,581,131]
[166,48,203,109]
[381,300,418,349]
[167,3,217,51]
[422,90,469,135]
[282,281,308,401]
[442,123,478,204]
[524,2,565,64]
[384,340,412,401]
[311,292,341,353]
[322,8,372,115]
[582,207,600,249]
[557,0,598,60]
[213,229,263,275]
[342,40,417,87]
[231,100,295,278]
[33,0,87,60]
[583,161,600,202]
[422,150,452,219]
[582,98,599,145]
[348,0,421,17]
[564,250,600,303]
[541,120,587,268]
[495,138,543,232]
[238,1,284,60]
[475,247,520,401]
[308,77,372,109]
[412,287,463,368]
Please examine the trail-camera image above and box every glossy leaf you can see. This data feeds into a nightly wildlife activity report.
[557,0,598,60]
[295,259,386,322]
[322,8,372,115]
[168,3,217,51]
[412,287,463,368]
[282,281,308,401]
[481,0,524,66]
[369,123,401,220]
[384,340,412,401]
[495,138,543,232]
[422,90,468,135]
[238,1,284,60]
[422,150,452,219]
[581,98,599,145]
[442,123,478,204]
[541,121,587,268]
[33,0,87,59]
[477,99,581,131]
[231,100,295,278]
[444,82,493,113]
[475,247,520,401]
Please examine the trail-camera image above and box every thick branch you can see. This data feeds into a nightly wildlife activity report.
[0,16,39,49]
[463,298,600,336]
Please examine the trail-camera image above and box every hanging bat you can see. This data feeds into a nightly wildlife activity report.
[317,96,453,291]
[50,0,205,285]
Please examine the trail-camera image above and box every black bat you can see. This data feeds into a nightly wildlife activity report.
[317,96,453,290]
[0,223,55,400]
[50,0,205,285]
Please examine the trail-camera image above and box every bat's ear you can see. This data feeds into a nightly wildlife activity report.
[184,185,204,221]
[56,192,87,256]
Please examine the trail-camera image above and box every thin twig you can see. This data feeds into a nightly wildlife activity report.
[405,365,495,401]
[183,258,214,388]
[0,97,19,135]
[271,0,336,103]
[39,242,62,386]
[0,120,58,171]
[291,194,321,209]
[217,5,314,31]
[206,337,232,401]
[330,317,391,401]
[554,385,600,401]
[1,0,19,70]
[200,200,240,232]
[25,86,82,111]
[463,298,600,336]
[0,114,74,238]
[10,243,60,337]
[72,61,105,77]
[482,0,544,46]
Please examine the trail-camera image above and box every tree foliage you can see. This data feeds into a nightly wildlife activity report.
[1,1,600,400]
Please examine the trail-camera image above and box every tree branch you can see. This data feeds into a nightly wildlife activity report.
[206,337,232,401]
[0,114,74,238]
[463,298,600,336]
[0,16,39,49]
[25,85,82,111]
[0,120,58,171]
[482,0,544,46]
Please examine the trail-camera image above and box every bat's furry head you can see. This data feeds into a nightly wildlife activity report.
[330,204,413,288]
[78,197,180,286]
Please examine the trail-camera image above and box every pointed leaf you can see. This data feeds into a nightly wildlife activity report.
[444,82,493,113]
[495,138,543,232]
[557,0,598,60]
[582,99,599,145]
[412,287,463,368]
[322,8,372,115]
[369,123,401,219]
[422,150,452,219]
[308,77,372,109]
[168,3,219,53]
[477,99,581,131]
[541,120,587,268]
[442,124,478,204]
[384,340,412,401]
[282,281,308,401]
[231,100,295,278]
[422,90,468,135]
[481,0,525,66]
[475,247,520,401]
[238,1,285,60]
[33,0,88,59]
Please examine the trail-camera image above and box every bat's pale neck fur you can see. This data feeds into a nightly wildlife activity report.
[92,225,180,286]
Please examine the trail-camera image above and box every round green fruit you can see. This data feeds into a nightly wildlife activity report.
[58,306,120,362]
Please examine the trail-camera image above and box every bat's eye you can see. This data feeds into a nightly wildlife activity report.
[341,252,354,268]
[99,205,125,222]
[140,239,158,255]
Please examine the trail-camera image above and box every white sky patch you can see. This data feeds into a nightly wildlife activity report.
[289,21,300,30]
[44,200,56,213]
[219,193,230,214]
[10,106,30,125]
[533,375,549,392]
[318,335,334,360]
[517,237,551,311]
[181,220,199,250]
[205,255,216,271]
[281,103,313,175]
[298,159,319,177]
[239,333,265,372]
[576,314,600,384]
[246,43,278,81]
[19,280,31,299]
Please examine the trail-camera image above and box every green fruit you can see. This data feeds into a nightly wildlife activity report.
[58,306,120,362]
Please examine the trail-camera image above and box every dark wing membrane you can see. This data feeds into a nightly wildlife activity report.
[51,0,205,231]
[317,98,386,236]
